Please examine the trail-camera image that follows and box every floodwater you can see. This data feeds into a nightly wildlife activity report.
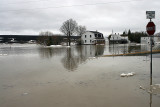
[0,43,160,107]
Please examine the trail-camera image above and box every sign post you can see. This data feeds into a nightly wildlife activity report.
[146,11,156,85]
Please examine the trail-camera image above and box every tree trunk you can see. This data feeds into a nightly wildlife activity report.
[69,31,71,46]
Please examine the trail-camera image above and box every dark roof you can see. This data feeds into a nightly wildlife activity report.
[89,31,102,34]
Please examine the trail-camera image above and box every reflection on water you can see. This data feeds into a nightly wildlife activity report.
[109,43,160,56]
[38,47,66,58]
[61,48,79,71]
[109,44,141,55]
[38,45,105,71]
[141,44,160,52]
[0,44,38,55]
[150,75,152,107]
[1,44,159,72]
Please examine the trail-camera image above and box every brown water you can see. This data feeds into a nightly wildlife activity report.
[0,44,160,107]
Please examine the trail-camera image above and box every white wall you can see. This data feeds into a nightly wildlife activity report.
[81,32,95,45]
[141,37,150,44]
[110,34,122,40]
[141,37,160,45]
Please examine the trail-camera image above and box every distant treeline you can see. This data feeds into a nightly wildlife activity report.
[121,30,148,43]
[0,35,80,43]
[0,35,38,43]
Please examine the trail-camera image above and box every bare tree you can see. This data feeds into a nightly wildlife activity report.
[37,31,54,46]
[76,25,86,36]
[60,19,77,46]
[39,31,53,36]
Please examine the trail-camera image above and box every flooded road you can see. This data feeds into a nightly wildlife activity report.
[0,44,160,107]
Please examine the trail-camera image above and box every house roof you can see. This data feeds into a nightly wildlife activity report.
[89,31,102,34]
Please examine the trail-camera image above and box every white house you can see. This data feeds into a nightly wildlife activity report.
[141,37,151,45]
[110,33,122,41]
[81,31,105,45]
[141,33,160,51]
[109,33,129,44]
[141,34,160,45]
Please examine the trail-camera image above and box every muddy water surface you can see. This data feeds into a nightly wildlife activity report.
[0,44,160,107]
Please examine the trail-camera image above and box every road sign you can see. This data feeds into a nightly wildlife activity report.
[146,21,156,35]
[146,11,155,87]
[146,11,155,19]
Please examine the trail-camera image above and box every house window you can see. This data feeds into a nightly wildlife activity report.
[85,35,87,38]
[102,34,103,37]
[90,40,92,43]
[85,40,87,43]
[90,35,92,38]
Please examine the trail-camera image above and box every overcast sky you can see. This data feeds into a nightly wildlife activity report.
[0,0,159,36]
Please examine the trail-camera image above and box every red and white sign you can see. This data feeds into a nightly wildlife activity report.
[146,21,156,36]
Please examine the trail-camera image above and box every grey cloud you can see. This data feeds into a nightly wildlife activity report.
[0,0,160,36]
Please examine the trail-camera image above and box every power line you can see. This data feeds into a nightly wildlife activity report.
[0,0,143,13]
